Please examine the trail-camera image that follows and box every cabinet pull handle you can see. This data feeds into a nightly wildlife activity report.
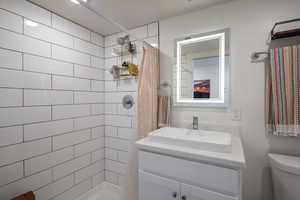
[172,192,177,198]
[181,195,187,200]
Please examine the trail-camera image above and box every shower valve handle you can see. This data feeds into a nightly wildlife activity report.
[172,192,177,198]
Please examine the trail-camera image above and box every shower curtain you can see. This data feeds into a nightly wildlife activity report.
[266,44,300,136]
[137,43,160,139]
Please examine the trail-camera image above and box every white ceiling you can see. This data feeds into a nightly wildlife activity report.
[29,0,232,36]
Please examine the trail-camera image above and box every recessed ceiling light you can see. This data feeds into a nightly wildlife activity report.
[70,0,87,4]
[24,20,38,27]
[70,0,80,4]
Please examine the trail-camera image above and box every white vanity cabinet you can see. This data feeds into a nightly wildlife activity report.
[138,151,242,200]
[136,127,245,200]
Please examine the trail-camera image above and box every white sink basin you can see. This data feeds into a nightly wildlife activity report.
[148,127,232,153]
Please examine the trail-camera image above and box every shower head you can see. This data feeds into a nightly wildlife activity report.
[117,35,130,46]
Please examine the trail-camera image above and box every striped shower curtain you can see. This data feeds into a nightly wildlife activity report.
[266,45,300,136]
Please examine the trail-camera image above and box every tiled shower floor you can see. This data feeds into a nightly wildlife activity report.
[77,182,121,200]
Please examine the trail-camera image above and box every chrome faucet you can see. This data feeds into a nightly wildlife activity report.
[192,116,199,130]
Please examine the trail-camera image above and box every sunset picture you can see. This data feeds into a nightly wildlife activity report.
[193,80,210,98]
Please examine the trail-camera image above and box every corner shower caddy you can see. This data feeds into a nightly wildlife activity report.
[110,36,139,79]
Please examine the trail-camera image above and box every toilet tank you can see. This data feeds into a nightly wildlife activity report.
[269,154,300,200]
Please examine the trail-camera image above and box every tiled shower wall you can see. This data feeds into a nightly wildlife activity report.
[0,0,105,199]
[104,23,159,185]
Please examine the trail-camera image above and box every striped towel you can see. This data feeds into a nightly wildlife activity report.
[266,45,300,136]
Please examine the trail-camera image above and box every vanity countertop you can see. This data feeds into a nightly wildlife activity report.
[136,134,246,169]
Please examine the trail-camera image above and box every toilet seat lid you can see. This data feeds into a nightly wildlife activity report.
[269,153,300,175]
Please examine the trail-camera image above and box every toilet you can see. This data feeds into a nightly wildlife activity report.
[269,153,300,200]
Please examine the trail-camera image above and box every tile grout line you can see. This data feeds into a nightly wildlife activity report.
[0,7,105,47]
[22,16,24,35]
[0,122,105,149]
[0,47,106,73]
[0,25,106,62]
[23,160,26,178]
[0,102,107,109]
[0,67,107,85]
[0,145,106,188]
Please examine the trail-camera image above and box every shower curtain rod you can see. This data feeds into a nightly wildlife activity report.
[78,0,150,45]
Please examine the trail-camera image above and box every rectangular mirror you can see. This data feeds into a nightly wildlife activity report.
[174,29,230,107]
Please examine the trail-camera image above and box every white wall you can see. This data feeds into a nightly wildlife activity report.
[160,0,300,200]
[104,22,159,200]
[0,0,105,199]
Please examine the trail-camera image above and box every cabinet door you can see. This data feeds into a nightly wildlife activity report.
[139,170,180,200]
[181,183,238,200]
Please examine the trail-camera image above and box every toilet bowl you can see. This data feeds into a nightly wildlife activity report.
[269,153,300,200]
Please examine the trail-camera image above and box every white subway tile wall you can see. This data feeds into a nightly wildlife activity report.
[104,22,159,186]
[0,0,159,197]
[0,1,105,199]
[0,9,23,33]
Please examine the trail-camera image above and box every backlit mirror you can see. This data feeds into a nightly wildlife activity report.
[174,29,230,107]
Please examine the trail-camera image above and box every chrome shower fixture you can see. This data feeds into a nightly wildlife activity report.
[117,35,130,46]
[116,35,137,54]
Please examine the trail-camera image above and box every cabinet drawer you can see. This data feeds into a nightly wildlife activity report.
[181,183,238,200]
[139,151,240,196]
